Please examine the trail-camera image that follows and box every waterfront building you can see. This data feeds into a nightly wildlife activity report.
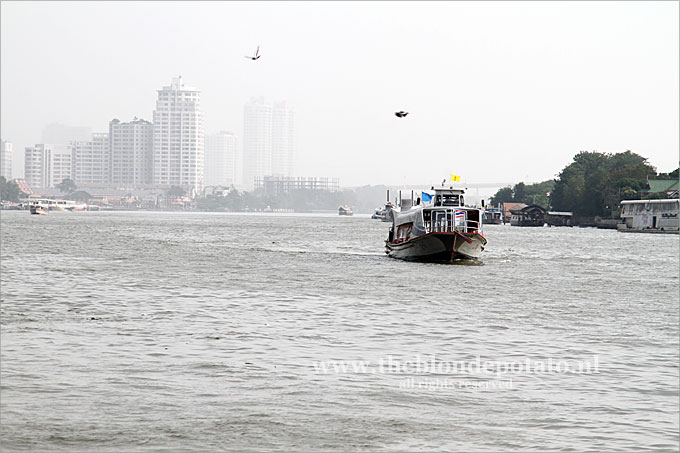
[254,176,339,195]
[71,133,110,186]
[110,118,153,186]
[152,77,204,192]
[24,144,71,189]
[204,131,238,187]
[243,97,296,190]
[1,140,12,179]
[619,199,679,233]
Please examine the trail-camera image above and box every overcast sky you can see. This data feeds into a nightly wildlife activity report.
[1,1,678,187]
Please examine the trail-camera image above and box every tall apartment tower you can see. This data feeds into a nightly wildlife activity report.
[110,118,153,186]
[243,98,272,190]
[25,145,51,189]
[152,77,204,191]
[272,101,295,177]
[243,97,295,190]
[204,131,238,187]
[1,140,12,179]
[71,133,110,186]
[24,144,71,189]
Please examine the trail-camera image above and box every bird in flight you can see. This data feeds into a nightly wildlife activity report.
[245,46,261,60]
[395,111,409,118]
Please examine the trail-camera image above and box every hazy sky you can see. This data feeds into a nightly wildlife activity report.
[1,1,678,187]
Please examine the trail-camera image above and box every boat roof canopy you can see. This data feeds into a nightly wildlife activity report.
[431,187,465,195]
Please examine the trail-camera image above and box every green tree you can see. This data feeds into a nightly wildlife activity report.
[0,176,21,202]
[56,178,77,194]
[489,186,514,205]
[551,150,656,218]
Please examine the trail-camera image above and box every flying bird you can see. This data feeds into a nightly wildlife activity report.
[395,111,409,118]
[245,46,261,60]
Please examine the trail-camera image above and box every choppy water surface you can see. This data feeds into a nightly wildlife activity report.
[1,211,678,452]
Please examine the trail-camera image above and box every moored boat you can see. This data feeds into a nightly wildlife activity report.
[385,186,486,262]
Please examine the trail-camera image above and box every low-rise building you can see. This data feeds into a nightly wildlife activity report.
[619,199,679,233]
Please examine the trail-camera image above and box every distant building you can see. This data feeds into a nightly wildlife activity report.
[272,101,295,177]
[204,131,238,187]
[619,199,679,233]
[110,118,153,186]
[52,149,73,187]
[152,77,204,192]
[254,176,340,195]
[24,144,71,189]
[243,97,296,190]
[644,179,680,198]
[1,140,12,179]
[71,133,110,186]
[41,123,92,146]
[510,204,547,227]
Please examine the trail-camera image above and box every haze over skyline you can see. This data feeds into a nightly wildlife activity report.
[1,1,678,187]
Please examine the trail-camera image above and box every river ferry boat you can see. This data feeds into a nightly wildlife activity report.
[338,205,354,216]
[385,187,487,262]
[29,203,49,215]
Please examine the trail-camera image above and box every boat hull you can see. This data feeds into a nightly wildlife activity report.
[385,232,486,262]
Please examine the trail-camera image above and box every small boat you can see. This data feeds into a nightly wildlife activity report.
[29,204,49,215]
[385,186,486,262]
[338,205,354,216]
[482,207,503,224]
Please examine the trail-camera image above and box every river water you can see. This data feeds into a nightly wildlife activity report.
[1,211,678,452]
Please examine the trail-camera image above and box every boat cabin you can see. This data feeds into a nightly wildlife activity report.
[390,187,482,243]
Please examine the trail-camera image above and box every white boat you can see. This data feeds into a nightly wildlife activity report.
[29,203,49,215]
[385,187,487,262]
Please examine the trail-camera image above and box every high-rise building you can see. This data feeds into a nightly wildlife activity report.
[24,145,50,189]
[243,98,272,190]
[204,131,238,187]
[272,102,295,177]
[110,118,153,186]
[243,97,295,190]
[1,140,12,179]
[24,144,71,189]
[52,150,72,187]
[152,77,204,191]
[71,133,110,186]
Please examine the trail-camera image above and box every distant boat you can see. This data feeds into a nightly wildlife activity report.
[482,207,503,224]
[371,202,393,221]
[29,203,48,215]
[338,205,354,216]
[385,186,486,262]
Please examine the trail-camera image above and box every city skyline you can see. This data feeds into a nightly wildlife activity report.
[1,2,678,187]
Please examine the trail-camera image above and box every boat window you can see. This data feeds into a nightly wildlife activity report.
[441,195,459,206]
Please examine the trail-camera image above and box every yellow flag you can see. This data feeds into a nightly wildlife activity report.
[450,174,461,182]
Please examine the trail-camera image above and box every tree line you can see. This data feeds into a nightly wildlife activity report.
[490,150,679,218]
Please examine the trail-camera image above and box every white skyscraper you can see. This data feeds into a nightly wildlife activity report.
[71,133,110,186]
[243,98,272,190]
[272,101,295,177]
[25,145,51,189]
[204,131,238,187]
[24,144,70,189]
[1,140,12,180]
[110,118,153,186]
[152,77,204,191]
[243,98,296,190]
